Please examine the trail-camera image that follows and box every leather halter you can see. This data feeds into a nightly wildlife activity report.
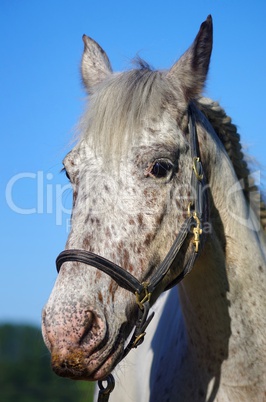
[55,103,207,362]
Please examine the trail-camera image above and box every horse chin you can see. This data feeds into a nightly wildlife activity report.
[51,339,124,382]
[87,343,125,381]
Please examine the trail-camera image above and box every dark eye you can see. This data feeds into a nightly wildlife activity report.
[149,160,174,179]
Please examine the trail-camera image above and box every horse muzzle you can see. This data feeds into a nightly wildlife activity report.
[42,304,122,380]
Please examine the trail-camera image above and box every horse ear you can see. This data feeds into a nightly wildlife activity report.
[167,15,213,102]
[81,35,112,93]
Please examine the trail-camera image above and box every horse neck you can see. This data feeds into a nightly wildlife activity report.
[177,122,266,384]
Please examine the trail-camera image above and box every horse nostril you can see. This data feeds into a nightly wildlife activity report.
[79,311,94,345]
[78,310,107,350]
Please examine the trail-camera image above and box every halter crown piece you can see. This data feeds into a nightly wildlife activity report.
[55,104,208,401]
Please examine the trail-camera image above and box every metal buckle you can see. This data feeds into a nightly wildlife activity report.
[192,212,202,253]
[135,282,151,310]
[131,332,146,348]
[188,205,202,253]
[192,157,203,181]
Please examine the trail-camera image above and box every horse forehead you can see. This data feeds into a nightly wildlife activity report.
[140,118,185,148]
[80,108,185,161]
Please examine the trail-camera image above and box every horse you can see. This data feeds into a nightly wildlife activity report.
[42,15,266,401]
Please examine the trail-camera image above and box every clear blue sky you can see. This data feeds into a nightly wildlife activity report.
[1,1,265,326]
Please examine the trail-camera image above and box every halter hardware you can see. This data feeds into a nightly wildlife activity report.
[55,104,208,402]
[131,332,147,349]
[97,374,115,402]
[192,212,203,253]
[187,204,203,253]
[135,282,151,310]
[192,156,204,181]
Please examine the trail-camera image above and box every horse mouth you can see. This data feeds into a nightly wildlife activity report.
[51,335,125,381]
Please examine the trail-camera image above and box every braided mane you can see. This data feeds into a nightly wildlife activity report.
[196,97,266,232]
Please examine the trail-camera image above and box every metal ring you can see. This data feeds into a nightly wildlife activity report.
[192,157,203,181]
[98,374,115,394]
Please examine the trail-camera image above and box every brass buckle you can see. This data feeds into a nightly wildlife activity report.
[135,282,151,310]
[192,157,203,181]
[131,332,146,349]
[188,206,202,253]
[187,202,193,217]
[192,212,202,253]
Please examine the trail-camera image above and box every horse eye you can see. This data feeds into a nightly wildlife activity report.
[149,160,173,179]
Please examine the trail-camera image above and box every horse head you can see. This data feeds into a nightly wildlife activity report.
[42,16,212,381]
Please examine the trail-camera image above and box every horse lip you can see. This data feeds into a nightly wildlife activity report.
[51,333,124,381]
[86,321,133,380]
[88,342,124,380]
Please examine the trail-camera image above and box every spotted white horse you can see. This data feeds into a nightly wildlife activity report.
[42,16,266,402]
